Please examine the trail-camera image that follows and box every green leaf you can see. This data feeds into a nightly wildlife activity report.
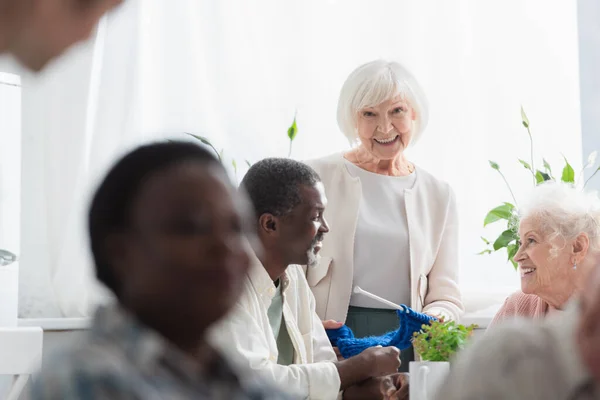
[488,160,500,170]
[521,106,530,128]
[186,133,213,147]
[493,230,517,251]
[518,159,532,171]
[185,133,221,160]
[481,237,490,245]
[287,117,298,141]
[506,243,518,262]
[535,170,551,184]
[245,160,252,168]
[477,249,492,255]
[483,204,514,226]
[561,157,575,183]
[543,159,552,174]
[231,159,237,174]
[510,258,518,270]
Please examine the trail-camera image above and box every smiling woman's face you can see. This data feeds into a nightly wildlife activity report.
[514,217,577,302]
[355,95,416,160]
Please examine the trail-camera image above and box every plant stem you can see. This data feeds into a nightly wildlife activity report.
[584,168,600,188]
[288,139,292,158]
[527,126,535,186]
[209,144,221,161]
[497,169,518,206]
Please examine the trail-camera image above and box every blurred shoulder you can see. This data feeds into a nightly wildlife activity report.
[31,338,136,399]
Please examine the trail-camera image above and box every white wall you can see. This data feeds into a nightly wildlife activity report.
[579,0,600,190]
[0,72,21,329]
[0,41,96,318]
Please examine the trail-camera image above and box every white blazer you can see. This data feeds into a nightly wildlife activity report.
[304,152,464,323]
[210,258,341,400]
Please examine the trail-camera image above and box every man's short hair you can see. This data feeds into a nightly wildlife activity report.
[240,158,321,220]
[88,140,221,296]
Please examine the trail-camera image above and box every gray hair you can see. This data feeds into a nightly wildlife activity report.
[336,59,429,145]
[518,181,600,256]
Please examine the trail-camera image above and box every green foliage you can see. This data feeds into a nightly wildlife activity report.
[185,113,299,182]
[412,320,477,362]
[561,157,575,183]
[287,113,298,157]
[480,108,599,270]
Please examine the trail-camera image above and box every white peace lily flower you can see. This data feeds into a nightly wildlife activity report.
[587,150,598,168]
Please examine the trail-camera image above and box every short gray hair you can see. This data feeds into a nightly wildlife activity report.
[336,59,429,145]
[518,181,600,256]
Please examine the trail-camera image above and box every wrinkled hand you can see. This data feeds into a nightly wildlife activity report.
[362,346,401,377]
[381,373,409,400]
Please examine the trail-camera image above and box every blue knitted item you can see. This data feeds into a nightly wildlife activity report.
[325,305,436,359]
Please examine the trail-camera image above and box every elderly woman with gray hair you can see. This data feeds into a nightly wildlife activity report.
[304,60,463,370]
[491,182,600,326]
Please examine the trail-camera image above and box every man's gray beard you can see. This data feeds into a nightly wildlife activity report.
[306,249,321,268]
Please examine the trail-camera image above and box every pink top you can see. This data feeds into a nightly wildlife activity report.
[490,291,559,328]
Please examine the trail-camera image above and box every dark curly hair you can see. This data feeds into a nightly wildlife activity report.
[240,158,321,220]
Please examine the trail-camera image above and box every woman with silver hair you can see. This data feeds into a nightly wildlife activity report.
[491,181,600,326]
[304,60,463,369]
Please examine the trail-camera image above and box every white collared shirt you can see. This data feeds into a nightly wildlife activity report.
[209,258,341,400]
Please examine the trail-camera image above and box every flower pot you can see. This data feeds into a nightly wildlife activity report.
[0,250,18,327]
[409,361,450,400]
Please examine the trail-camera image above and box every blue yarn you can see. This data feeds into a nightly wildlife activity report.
[325,305,436,359]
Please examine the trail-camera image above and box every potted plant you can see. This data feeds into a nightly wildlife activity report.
[409,320,476,400]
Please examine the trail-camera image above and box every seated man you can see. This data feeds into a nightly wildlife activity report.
[211,158,407,399]
[30,142,285,399]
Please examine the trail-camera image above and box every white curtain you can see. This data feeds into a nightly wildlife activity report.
[16,0,582,318]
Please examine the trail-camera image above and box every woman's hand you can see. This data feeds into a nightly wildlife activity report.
[322,319,345,360]
[322,319,343,329]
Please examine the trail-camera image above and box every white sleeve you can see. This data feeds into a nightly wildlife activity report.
[423,187,464,321]
[211,304,341,400]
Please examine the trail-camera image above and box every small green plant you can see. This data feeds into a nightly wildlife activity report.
[412,320,477,362]
[186,113,299,181]
[480,107,600,269]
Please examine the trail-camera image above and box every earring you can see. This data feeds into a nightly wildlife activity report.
[573,262,577,270]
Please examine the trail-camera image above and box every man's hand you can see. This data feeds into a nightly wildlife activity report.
[381,373,409,400]
[343,374,408,400]
[332,346,344,361]
[361,346,402,377]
